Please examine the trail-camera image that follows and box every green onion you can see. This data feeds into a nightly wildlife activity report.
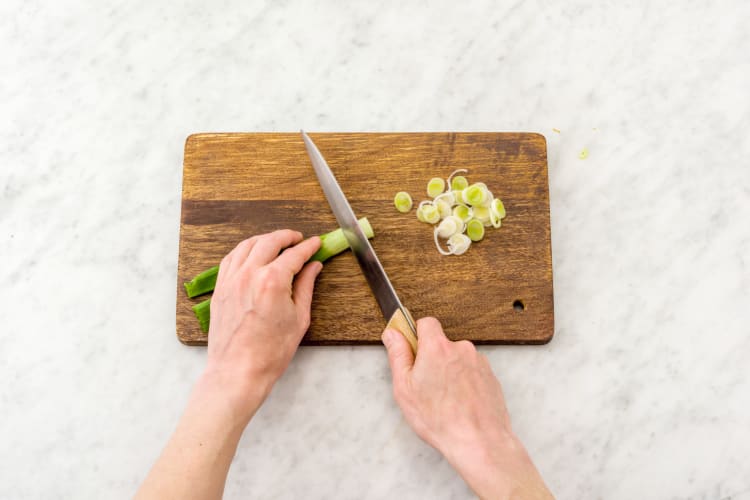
[462,183,489,207]
[473,205,491,226]
[427,177,446,198]
[419,203,441,224]
[192,299,211,333]
[447,169,469,191]
[394,191,413,213]
[188,217,375,333]
[436,215,464,238]
[184,266,219,298]
[452,204,473,223]
[466,219,485,241]
[435,198,452,219]
[309,217,374,262]
[396,169,507,256]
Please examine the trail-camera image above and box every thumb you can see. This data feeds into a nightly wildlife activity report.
[382,328,414,383]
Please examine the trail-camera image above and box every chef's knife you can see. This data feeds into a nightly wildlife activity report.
[301,131,418,353]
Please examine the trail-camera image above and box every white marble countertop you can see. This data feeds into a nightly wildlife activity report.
[3,1,749,498]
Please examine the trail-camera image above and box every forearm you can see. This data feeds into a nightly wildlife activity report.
[442,432,553,500]
[136,372,269,500]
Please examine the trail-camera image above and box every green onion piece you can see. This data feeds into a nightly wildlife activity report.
[394,191,413,213]
[451,175,468,191]
[427,177,446,198]
[462,183,489,206]
[447,233,471,255]
[416,205,427,222]
[473,205,491,226]
[452,204,473,222]
[452,189,465,204]
[189,217,376,333]
[192,299,211,333]
[421,204,441,224]
[466,219,485,241]
[184,265,219,298]
[435,199,452,219]
[490,198,506,219]
[436,215,463,238]
[310,217,374,262]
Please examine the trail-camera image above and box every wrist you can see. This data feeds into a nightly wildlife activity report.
[442,431,551,500]
[195,368,273,425]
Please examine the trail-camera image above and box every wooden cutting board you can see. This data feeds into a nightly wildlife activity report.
[176,132,553,345]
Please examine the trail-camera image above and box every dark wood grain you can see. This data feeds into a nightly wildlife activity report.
[176,133,554,345]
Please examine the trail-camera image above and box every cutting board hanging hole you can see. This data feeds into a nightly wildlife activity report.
[513,299,525,312]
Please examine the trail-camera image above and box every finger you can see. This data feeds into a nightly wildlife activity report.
[415,317,448,350]
[216,252,234,287]
[227,236,259,274]
[274,236,322,276]
[382,328,415,384]
[292,260,323,309]
[246,230,304,269]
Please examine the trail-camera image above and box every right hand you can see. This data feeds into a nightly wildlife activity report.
[382,317,553,499]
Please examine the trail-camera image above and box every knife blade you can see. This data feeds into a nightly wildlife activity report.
[301,131,418,353]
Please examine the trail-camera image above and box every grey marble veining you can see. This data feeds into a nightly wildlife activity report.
[2,0,749,498]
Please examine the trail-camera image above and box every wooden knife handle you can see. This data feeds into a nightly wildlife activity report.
[386,307,418,355]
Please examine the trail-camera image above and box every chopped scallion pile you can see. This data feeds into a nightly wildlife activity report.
[396,168,507,255]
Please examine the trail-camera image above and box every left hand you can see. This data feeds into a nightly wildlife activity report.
[204,230,323,418]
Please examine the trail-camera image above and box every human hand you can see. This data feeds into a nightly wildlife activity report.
[382,318,552,499]
[203,230,323,419]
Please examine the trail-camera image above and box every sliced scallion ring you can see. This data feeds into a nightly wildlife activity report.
[452,204,473,222]
[462,183,490,207]
[427,177,446,198]
[421,204,441,224]
[433,227,453,256]
[472,205,491,226]
[447,233,471,255]
[435,198,452,219]
[394,191,413,213]
[447,169,469,191]
[490,198,506,219]
[466,219,485,241]
[436,215,464,238]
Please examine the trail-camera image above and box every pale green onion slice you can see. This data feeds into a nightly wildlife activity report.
[421,204,441,224]
[447,233,471,255]
[436,215,464,238]
[462,183,490,207]
[435,198,452,219]
[473,205,491,226]
[452,204,473,222]
[447,169,469,191]
[466,219,485,241]
[394,191,413,213]
[427,177,446,198]
[490,198,506,219]
[434,190,456,207]
[433,227,453,256]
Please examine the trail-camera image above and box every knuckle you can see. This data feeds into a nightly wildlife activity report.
[455,339,476,354]
[255,267,280,289]
[417,316,442,332]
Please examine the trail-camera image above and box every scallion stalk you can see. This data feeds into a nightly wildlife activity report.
[188,217,375,333]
